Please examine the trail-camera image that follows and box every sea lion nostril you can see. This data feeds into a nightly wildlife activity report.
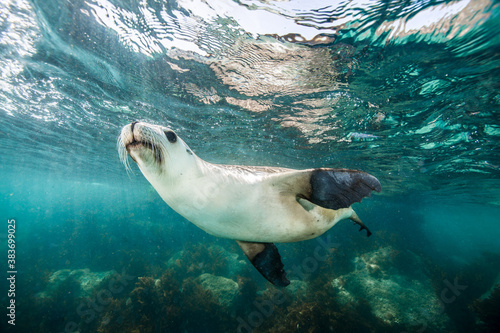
[131,121,139,132]
[130,121,139,142]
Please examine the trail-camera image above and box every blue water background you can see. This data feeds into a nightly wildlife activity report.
[1,0,500,332]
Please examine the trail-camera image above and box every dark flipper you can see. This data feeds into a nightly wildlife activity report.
[236,240,290,287]
[309,168,381,210]
[350,211,372,237]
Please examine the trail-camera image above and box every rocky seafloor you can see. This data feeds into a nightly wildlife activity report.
[2,211,498,333]
[25,240,500,333]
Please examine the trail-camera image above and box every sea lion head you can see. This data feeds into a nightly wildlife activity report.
[118,121,195,178]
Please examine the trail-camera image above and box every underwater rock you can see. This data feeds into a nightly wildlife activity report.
[287,279,308,298]
[198,273,239,308]
[330,246,450,329]
[479,272,500,300]
[166,250,184,267]
[166,244,246,278]
[473,284,500,332]
[36,268,115,299]
[226,250,248,277]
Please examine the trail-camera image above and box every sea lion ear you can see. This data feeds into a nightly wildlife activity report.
[307,168,381,209]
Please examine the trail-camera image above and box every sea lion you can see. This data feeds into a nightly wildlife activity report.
[118,121,381,286]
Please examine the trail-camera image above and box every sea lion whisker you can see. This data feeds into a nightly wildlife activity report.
[117,136,132,173]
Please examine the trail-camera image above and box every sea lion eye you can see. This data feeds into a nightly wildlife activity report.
[164,130,177,143]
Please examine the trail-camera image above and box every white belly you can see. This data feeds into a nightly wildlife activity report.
[151,171,352,243]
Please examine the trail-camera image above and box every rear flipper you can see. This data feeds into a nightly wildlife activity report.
[350,211,372,237]
[236,240,290,287]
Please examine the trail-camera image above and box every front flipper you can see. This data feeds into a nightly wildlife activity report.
[236,240,290,287]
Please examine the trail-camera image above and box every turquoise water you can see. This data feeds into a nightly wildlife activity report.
[1,0,500,332]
